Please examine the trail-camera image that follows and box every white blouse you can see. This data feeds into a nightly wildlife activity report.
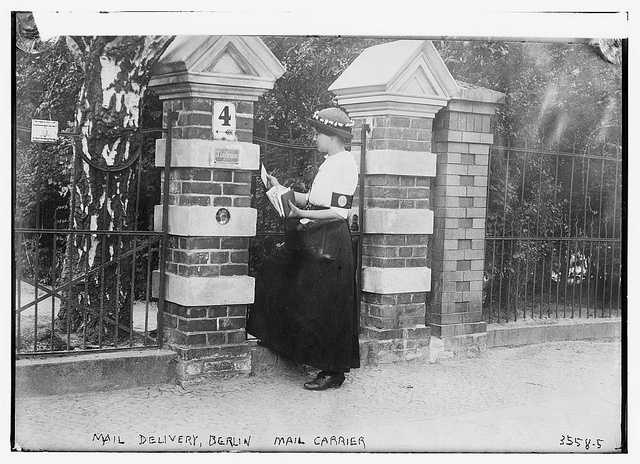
[307,151,359,219]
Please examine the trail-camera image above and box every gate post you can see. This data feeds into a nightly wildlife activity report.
[148,36,284,383]
[429,82,505,358]
[330,40,459,364]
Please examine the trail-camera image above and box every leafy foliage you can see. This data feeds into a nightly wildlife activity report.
[249,37,390,272]
[15,39,83,230]
[253,36,390,230]
[435,40,622,153]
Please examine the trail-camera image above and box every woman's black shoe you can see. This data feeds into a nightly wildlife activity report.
[303,372,345,391]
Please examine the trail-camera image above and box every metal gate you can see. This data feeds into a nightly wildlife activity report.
[483,142,623,323]
[13,114,176,356]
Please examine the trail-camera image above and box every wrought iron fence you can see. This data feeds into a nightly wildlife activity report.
[14,122,173,356]
[484,143,623,323]
[15,229,162,353]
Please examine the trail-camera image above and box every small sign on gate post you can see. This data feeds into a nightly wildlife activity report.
[212,101,236,141]
[30,119,58,143]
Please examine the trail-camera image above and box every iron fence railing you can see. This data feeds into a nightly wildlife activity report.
[13,119,173,356]
[484,143,623,323]
[15,229,163,353]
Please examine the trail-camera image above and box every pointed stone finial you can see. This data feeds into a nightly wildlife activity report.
[329,40,459,118]
[149,36,286,101]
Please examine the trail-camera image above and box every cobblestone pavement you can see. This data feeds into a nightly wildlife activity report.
[13,340,623,453]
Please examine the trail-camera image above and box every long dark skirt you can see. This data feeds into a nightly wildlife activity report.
[247,218,360,373]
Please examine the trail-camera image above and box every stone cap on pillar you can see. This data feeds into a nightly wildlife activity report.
[445,81,507,115]
[329,40,459,118]
[149,36,286,101]
[453,80,506,104]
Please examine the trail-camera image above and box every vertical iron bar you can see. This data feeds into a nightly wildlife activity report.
[485,148,494,324]
[97,231,106,348]
[609,161,620,316]
[82,233,88,350]
[586,143,595,318]
[616,148,622,313]
[129,234,138,346]
[144,241,152,346]
[99,173,111,347]
[594,158,605,316]
[555,241,561,318]
[506,239,513,321]
[130,156,143,347]
[609,243,616,315]
[547,246,553,319]
[157,111,179,349]
[16,233,23,352]
[33,145,44,351]
[521,146,528,319]
[540,254,545,319]
[129,235,137,347]
[607,243,615,314]
[512,247,519,323]
[33,232,40,351]
[616,248,622,316]
[586,232,592,317]
[498,150,510,319]
[490,240,497,322]
[548,153,560,318]
[602,233,610,317]
[535,152,543,318]
[50,218,58,350]
[114,234,121,346]
[512,147,521,322]
[571,156,584,318]
[571,238,577,317]
[585,151,593,318]
[564,156,575,318]
[66,144,79,350]
[579,157,590,317]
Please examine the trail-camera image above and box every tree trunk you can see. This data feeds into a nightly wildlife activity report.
[56,36,174,344]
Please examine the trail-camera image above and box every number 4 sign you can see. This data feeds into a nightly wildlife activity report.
[213,102,236,141]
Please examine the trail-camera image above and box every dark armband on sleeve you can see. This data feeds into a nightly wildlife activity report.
[331,192,354,209]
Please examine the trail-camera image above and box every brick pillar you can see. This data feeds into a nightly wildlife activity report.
[149,36,284,383]
[351,116,435,363]
[330,40,460,364]
[156,99,256,376]
[429,83,505,357]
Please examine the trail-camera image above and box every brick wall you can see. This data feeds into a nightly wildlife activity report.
[364,175,431,210]
[163,169,253,207]
[361,292,428,330]
[164,99,254,143]
[428,86,504,356]
[163,302,246,347]
[362,235,429,268]
[366,116,432,152]
[165,236,250,278]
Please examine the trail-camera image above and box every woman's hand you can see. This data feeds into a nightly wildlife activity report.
[287,200,303,218]
[267,174,280,188]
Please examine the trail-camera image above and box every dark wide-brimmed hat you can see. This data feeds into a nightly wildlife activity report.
[308,108,354,141]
